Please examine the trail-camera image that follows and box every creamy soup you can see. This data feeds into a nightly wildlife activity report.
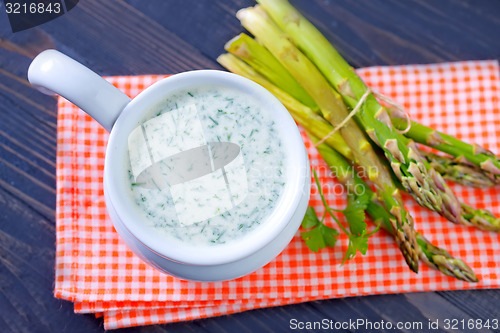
[125,86,287,246]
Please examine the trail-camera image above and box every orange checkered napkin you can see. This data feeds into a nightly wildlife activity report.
[55,61,500,330]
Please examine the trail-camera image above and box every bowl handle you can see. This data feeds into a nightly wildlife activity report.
[28,49,132,132]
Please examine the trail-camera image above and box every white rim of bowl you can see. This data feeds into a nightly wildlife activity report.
[104,70,308,266]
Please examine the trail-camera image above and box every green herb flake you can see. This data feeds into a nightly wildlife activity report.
[208,116,219,125]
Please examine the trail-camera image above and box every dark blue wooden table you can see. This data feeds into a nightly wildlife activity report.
[1,1,499,332]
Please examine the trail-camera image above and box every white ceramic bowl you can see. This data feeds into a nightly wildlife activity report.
[28,50,310,281]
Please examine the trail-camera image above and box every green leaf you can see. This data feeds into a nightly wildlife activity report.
[301,227,323,252]
[301,223,339,252]
[301,206,320,229]
[319,223,339,248]
[342,233,369,263]
[343,193,370,236]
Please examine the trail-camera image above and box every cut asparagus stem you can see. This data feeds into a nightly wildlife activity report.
[392,117,500,185]
[217,53,353,160]
[256,0,463,225]
[225,33,318,111]
[236,6,419,272]
[311,133,478,282]
[421,150,497,188]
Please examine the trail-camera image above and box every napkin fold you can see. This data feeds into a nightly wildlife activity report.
[55,61,500,330]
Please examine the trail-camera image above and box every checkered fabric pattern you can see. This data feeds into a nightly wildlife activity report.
[55,61,500,329]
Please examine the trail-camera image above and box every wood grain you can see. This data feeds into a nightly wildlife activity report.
[0,0,499,332]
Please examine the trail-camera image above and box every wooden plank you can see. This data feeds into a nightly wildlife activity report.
[34,1,216,74]
[285,0,500,66]
[436,289,500,324]
[123,0,255,62]
[0,188,84,332]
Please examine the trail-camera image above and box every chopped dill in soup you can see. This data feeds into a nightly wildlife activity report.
[125,86,287,246]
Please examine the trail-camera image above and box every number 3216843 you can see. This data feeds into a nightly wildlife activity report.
[5,2,61,14]
[443,318,498,330]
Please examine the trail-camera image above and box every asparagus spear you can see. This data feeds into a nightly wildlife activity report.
[460,204,500,232]
[236,6,419,272]
[392,117,500,186]
[421,150,497,188]
[415,233,478,282]
[255,0,463,225]
[312,134,478,282]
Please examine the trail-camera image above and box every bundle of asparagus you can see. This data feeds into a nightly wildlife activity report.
[218,0,500,281]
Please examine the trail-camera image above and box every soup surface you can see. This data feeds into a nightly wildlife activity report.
[126,85,287,246]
